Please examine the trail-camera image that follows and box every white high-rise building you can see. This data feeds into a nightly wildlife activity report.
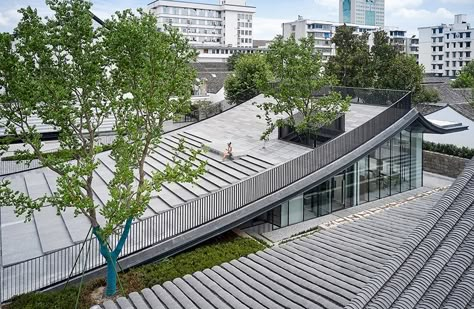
[339,0,385,27]
[148,0,256,48]
[419,14,473,77]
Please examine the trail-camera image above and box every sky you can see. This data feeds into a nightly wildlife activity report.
[1,0,473,39]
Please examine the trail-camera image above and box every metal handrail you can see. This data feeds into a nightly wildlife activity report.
[1,91,412,302]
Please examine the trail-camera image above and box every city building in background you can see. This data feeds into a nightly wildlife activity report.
[419,14,473,77]
[148,0,257,62]
[370,27,419,62]
[282,17,379,61]
[339,0,385,27]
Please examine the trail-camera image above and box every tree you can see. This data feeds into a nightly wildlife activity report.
[257,35,351,141]
[451,61,474,88]
[371,31,399,89]
[0,0,206,298]
[326,25,373,87]
[226,52,242,71]
[382,54,424,93]
[224,53,270,104]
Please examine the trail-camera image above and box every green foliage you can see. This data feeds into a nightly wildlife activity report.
[257,35,351,141]
[423,141,474,159]
[226,52,242,71]
[224,53,270,105]
[0,0,206,296]
[412,86,441,104]
[326,25,372,88]
[451,61,474,88]
[2,145,113,162]
[7,233,265,309]
[326,29,425,95]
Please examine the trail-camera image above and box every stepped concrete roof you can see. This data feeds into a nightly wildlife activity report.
[95,183,449,309]
[1,96,386,265]
[346,158,474,309]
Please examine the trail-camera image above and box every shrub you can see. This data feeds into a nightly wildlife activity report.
[423,141,474,159]
[412,86,440,104]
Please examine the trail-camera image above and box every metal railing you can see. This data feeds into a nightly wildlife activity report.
[1,90,412,302]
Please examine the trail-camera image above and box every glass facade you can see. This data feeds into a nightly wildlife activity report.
[268,129,423,230]
[342,0,351,24]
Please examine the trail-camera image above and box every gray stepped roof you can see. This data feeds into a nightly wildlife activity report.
[346,158,474,309]
[1,131,272,265]
[96,190,446,309]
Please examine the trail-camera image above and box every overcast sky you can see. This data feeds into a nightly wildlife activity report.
[1,0,473,39]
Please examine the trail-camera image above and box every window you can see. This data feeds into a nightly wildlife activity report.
[460,33,463,38]
[446,61,449,67]
[453,42,456,48]
[432,65,436,70]
[467,52,471,58]
[439,55,443,60]
[438,64,442,69]
[467,42,471,48]
[432,29,436,34]
[460,42,463,48]
[447,34,450,39]
[453,52,456,57]
[439,46,443,51]
[467,32,471,38]
[439,28,443,33]
[432,56,436,61]
[447,43,450,48]
[439,37,443,42]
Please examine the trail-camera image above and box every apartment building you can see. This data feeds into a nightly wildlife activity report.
[419,14,473,77]
[382,28,419,62]
[148,0,256,49]
[282,17,379,61]
[340,0,385,27]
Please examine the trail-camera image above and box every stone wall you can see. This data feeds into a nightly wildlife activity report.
[423,150,470,178]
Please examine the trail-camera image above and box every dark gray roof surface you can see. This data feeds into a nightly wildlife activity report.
[424,83,472,105]
[346,158,474,309]
[96,190,446,309]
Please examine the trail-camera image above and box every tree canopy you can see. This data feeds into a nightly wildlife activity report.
[451,61,474,89]
[0,0,206,297]
[224,53,270,105]
[257,35,350,141]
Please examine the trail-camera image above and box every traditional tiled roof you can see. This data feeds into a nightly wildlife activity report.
[347,158,474,309]
[96,189,446,309]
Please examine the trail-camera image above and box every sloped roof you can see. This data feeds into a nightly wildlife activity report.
[96,189,446,309]
[346,158,474,309]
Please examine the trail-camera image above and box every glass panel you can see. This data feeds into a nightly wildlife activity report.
[411,131,423,189]
[331,172,345,212]
[317,180,331,216]
[368,149,380,201]
[288,196,304,225]
[345,165,356,208]
[358,156,369,204]
[391,133,401,194]
[380,140,391,198]
[400,130,411,192]
[271,205,282,229]
[303,187,318,221]
[280,201,289,228]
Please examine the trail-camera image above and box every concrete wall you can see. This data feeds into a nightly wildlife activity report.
[423,150,470,178]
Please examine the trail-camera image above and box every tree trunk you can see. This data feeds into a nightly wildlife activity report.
[93,217,133,297]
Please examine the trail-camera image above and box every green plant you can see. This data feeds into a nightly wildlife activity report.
[224,53,270,105]
[412,86,441,104]
[0,1,206,297]
[423,141,474,159]
[451,61,474,88]
[257,35,350,141]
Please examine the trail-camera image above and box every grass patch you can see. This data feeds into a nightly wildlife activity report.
[6,232,265,309]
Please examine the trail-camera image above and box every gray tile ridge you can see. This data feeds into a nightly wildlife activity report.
[345,158,474,309]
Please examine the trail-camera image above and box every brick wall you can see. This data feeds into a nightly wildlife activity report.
[423,150,470,178]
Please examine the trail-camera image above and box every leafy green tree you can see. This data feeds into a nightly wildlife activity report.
[412,86,441,104]
[451,61,474,89]
[371,31,399,89]
[326,25,373,87]
[226,52,242,71]
[257,35,351,140]
[382,54,424,93]
[224,53,270,104]
[0,0,206,298]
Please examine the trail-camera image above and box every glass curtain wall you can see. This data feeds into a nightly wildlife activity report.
[270,129,423,230]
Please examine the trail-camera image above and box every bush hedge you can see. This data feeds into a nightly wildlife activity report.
[423,141,474,159]
[7,232,265,309]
